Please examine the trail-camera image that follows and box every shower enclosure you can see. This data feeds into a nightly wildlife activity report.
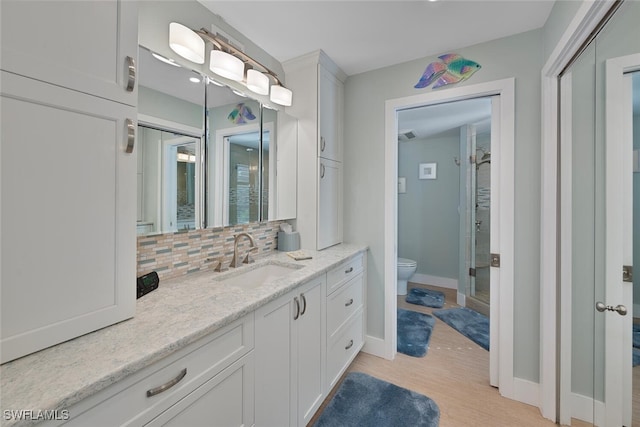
[466,122,491,317]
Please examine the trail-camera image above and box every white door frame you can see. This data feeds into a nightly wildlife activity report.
[604,53,638,427]
[541,0,618,423]
[383,77,515,398]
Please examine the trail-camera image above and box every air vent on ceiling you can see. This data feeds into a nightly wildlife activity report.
[398,130,417,141]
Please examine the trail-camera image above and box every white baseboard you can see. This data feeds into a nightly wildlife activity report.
[457,291,466,307]
[572,392,605,425]
[362,335,391,360]
[411,273,458,290]
[513,378,540,408]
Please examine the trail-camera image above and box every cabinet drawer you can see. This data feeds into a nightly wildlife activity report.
[326,254,363,295]
[63,315,254,427]
[326,311,363,390]
[327,273,363,338]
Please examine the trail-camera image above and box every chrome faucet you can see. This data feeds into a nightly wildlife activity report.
[230,233,258,268]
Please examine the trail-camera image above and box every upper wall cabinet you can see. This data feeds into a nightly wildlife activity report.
[0,0,138,106]
[284,51,346,250]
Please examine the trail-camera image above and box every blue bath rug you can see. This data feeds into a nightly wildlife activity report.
[397,308,435,357]
[633,323,640,348]
[433,307,489,351]
[313,372,440,427]
[406,287,445,308]
[634,348,640,367]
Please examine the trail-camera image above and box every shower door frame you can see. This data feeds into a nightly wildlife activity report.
[384,77,515,398]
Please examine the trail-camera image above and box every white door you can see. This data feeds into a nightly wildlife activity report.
[602,55,639,427]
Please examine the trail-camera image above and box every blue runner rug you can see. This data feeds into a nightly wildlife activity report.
[397,308,435,357]
[406,287,445,308]
[313,372,440,427]
[433,307,489,351]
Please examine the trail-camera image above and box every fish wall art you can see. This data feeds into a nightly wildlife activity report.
[414,54,481,90]
[227,103,256,124]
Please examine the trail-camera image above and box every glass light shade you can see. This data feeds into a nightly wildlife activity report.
[169,23,205,64]
[209,50,244,82]
[246,69,269,95]
[270,85,293,106]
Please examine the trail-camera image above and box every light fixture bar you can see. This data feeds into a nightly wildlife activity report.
[196,28,282,86]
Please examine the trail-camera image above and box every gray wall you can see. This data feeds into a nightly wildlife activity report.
[343,28,543,381]
[398,132,460,280]
[635,104,640,308]
[139,86,203,129]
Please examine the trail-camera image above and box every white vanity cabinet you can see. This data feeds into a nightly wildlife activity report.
[325,254,365,392]
[52,315,254,427]
[255,275,326,427]
[284,51,346,250]
[0,0,138,363]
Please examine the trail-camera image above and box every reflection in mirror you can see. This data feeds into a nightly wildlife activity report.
[137,46,205,235]
[206,82,262,227]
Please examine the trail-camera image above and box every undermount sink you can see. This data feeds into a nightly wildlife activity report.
[214,263,301,289]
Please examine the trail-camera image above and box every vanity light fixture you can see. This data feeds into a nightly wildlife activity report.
[169,22,205,64]
[246,69,269,95]
[189,76,201,83]
[210,50,244,82]
[168,23,293,106]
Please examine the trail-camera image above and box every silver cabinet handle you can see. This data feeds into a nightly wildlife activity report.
[126,56,136,92]
[345,267,353,274]
[146,368,187,397]
[320,136,326,152]
[293,297,300,320]
[300,293,307,316]
[125,119,135,153]
[345,298,354,307]
[320,163,326,179]
[345,339,354,350]
[595,302,628,316]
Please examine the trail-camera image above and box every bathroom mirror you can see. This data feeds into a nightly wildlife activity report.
[137,45,205,235]
[137,45,298,235]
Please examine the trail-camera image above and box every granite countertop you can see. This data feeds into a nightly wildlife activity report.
[0,244,367,427]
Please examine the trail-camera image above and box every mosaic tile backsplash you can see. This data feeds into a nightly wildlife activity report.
[137,220,285,281]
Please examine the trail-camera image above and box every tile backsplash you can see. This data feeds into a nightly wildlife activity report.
[137,220,285,281]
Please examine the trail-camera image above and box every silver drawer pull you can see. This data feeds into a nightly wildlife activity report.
[293,297,300,320]
[125,118,135,153]
[126,56,136,92]
[147,368,187,397]
[320,163,326,179]
[300,293,307,315]
[345,339,354,350]
[321,136,326,152]
[345,298,354,307]
[345,267,354,274]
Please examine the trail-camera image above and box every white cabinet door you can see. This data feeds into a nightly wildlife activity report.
[295,276,326,427]
[255,277,326,427]
[318,159,342,250]
[255,292,295,427]
[0,71,137,363]
[318,64,342,162]
[0,0,138,106]
[145,354,255,427]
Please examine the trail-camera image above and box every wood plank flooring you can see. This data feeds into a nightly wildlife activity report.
[309,283,557,426]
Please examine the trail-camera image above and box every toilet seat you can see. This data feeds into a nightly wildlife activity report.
[398,257,417,267]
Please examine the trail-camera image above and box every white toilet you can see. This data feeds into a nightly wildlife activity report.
[397,258,417,296]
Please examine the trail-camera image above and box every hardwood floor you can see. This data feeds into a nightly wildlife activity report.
[309,282,557,426]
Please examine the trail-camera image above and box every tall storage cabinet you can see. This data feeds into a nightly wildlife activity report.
[0,0,138,363]
[284,51,346,250]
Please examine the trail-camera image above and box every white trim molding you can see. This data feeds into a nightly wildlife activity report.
[384,77,515,399]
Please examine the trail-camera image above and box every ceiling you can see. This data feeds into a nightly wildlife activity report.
[197,0,556,77]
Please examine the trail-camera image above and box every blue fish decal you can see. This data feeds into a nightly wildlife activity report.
[228,103,256,124]
[414,54,481,89]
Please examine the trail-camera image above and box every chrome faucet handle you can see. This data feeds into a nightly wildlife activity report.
[243,247,259,264]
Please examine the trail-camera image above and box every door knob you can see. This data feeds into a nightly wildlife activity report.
[595,301,628,316]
